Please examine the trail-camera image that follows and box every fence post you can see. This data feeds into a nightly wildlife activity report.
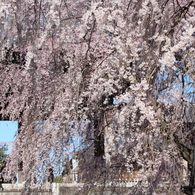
[52,183,59,195]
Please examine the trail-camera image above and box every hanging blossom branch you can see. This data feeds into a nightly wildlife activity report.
[0,0,195,194]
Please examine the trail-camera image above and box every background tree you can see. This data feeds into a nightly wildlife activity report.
[0,144,8,172]
[0,0,195,194]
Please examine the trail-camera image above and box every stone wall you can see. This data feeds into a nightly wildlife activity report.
[0,182,138,195]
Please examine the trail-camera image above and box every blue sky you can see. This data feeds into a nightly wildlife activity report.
[0,121,18,154]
